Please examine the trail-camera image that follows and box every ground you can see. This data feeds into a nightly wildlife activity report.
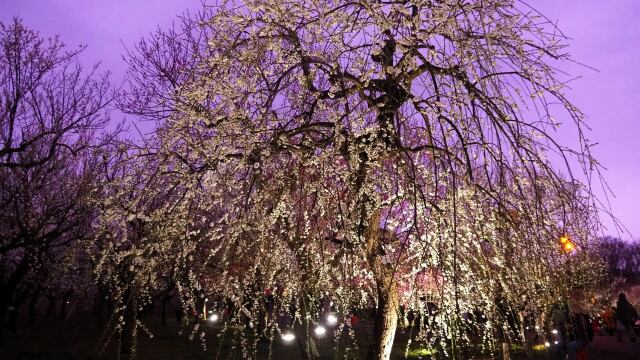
[588,335,640,360]
[0,316,637,359]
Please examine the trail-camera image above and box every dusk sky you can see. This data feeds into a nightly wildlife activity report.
[1,0,638,239]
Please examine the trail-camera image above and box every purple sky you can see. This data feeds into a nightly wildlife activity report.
[1,0,638,239]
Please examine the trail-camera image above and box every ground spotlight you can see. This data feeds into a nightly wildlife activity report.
[281,332,296,343]
[326,314,338,326]
[314,325,326,337]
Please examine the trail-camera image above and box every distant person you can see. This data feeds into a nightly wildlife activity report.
[615,292,638,342]
[572,312,593,344]
[601,307,615,335]
[565,330,582,360]
[349,312,359,327]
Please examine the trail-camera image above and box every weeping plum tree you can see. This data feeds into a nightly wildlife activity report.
[113,1,606,359]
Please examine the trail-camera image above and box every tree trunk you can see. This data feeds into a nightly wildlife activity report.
[0,293,11,344]
[296,294,320,360]
[28,288,41,324]
[120,287,138,359]
[0,258,30,343]
[175,304,183,323]
[94,293,104,328]
[368,283,398,360]
[107,298,114,318]
[6,302,20,333]
[59,294,68,320]
[6,285,33,334]
[502,342,510,360]
[161,297,167,325]
[6,284,31,333]
[44,296,56,318]
[517,312,533,360]
[365,210,399,360]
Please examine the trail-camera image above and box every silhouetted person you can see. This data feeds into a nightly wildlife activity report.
[615,292,638,342]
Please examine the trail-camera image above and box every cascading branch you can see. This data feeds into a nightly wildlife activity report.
[107,0,608,359]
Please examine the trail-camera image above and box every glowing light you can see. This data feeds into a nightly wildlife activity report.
[563,241,575,252]
[551,329,558,335]
[208,314,219,322]
[281,332,295,343]
[314,325,326,337]
[326,314,338,326]
[560,235,576,253]
[544,342,550,348]
[554,340,559,345]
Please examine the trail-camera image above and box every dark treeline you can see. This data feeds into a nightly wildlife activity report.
[0,17,187,346]
[0,18,114,341]
[596,236,640,284]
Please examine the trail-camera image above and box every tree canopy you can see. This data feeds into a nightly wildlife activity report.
[105,1,605,359]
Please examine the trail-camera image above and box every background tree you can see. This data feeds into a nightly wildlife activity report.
[596,236,640,283]
[0,18,112,340]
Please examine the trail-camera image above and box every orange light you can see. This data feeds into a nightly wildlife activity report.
[563,241,575,253]
[559,235,570,244]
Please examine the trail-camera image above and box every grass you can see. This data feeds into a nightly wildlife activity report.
[406,347,438,358]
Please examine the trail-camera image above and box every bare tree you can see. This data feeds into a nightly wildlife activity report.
[0,18,112,340]
[596,237,640,283]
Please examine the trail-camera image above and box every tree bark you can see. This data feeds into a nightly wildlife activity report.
[44,296,56,318]
[175,304,183,323]
[94,293,104,327]
[0,295,11,344]
[296,294,320,360]
[28,288,41,324]
[368,282,399,360]
[120,286,138,359]
[59,294,68,320]
[365,210,399,360]
[161,297,167,325]
[6,302,20,334]
[0,257,30,343]
[6,285,31,333]
[502,342,510,360]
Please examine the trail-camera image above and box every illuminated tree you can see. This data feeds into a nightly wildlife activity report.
[116,1,605,359]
